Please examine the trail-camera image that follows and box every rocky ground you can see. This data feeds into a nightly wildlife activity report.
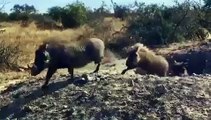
[0,59,210,120]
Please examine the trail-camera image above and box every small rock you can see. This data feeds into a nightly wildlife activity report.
[81,74,88,80]
[88,75,95,81]
[111,116,118,120]
[63,105,68,109]
[90,117,96,120]
[53,91,60,98]
[155,84,168,96]
[63,108,74,117]
[53,102,57,106]
[23,105,33,113]
[96,77,101,81]
[39,103,48,108]
[73,77,88,86]
[100,77,105,81]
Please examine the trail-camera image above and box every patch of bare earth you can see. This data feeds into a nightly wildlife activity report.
[0,60,210,119]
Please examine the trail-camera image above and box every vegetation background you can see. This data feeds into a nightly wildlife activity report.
[0,1,210,119]
[0,0,210,77]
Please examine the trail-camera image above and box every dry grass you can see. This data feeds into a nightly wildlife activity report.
[0,18,126,89]
[0,22,96,66]
[0,21,93,89]
[0,18,126,66]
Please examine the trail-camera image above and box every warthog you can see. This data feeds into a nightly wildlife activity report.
[30,37,105,89]
[168,50,207,75]
[121,43,169,76]
[169,60,188,76]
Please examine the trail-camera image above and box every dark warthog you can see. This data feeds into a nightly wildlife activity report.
[30,38,105,89]
[169,60,188,76]
[169,51,207,75]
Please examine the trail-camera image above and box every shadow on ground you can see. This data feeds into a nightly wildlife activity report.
[0,76,87,119]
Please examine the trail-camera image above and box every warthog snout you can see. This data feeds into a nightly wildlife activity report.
[31,64,41,76]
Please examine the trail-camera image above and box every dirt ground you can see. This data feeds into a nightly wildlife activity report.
[0,58,210,120]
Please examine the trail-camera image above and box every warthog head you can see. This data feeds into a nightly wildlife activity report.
[125,49,140,69]
[121,45,141,75]
[31,43,51,76]
[171,60,188,76]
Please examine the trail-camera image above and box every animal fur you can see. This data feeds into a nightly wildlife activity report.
[31,37,105,89]
[167,50,207,75]
[169,60,188,76]
[122,43,169,76]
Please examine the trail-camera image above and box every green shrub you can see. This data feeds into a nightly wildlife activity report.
[47,6,63,22]
[61,1,88,28]
[0,12,8,22]
[126,1,208,45]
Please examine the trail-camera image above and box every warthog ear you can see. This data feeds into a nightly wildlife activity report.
[43,51,51,64]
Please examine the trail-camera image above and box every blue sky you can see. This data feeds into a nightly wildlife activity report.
[1,0,202,13]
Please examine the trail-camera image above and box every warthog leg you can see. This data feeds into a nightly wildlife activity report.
[68,68,74,79]
[93,63,101,73]
[121,67,134,75]
[42,67,57,89]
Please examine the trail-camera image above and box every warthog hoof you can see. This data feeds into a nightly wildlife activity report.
[41,84,49,89]
[121,69,127,75]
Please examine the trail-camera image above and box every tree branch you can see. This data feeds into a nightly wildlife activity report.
[0,0,10,11]
[167,7,189,42]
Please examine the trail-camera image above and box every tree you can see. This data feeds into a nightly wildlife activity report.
[111,0,130,20]
[0,12,8,21]
[203,0,211,9]
[61,1,88,28]
[10,4,36,14]
[125,0,208,45]
[94,1,110,15]
[47,6,63,22]
[8,4,36,21]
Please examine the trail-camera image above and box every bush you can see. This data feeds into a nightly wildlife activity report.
[87,1,111,23]
[61,1,88,28]
[0,12,8,22]
[111,0,130,20]
[126,1,209,46]
[113,5,129,20]
[34,15,63,30]
[0,40,22,71]
[8,12,19,21]
[47,6,63,22]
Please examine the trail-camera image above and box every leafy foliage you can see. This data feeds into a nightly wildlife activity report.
[126,0,211,45]
[8,4,36,22]
[10,4,36,14]
[0,12,8,21]
[0,0,210,44]
[61,1,88,28]
[47,1,88,28]
[203,0,211,8]
[47,6,63,22]
[111,0,130,20]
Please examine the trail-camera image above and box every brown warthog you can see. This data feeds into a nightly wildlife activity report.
[30,37,105,89]
[121,43,169,76]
